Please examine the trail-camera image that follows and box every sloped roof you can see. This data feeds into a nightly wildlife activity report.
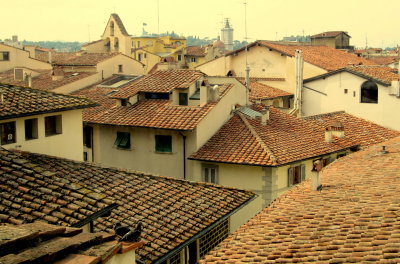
[4,149,255,263]
[0,148,114,227]
[110,13,130,36]
[200,136,400,263]
[36,52,122,66]
[311,31,351,38]
[0,222,142,264]
[0,84,97,120]
[190,108,400,166]
[0,68,96,91]
[237,80,293,100]
[185,46,207,57]
[304,65,400,86]
[111,70,204,99]
[367,56,399,66]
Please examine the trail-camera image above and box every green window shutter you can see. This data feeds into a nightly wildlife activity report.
[155,135,172,152]
[301,164,306,181]
[115,132,130,149]
[288,167,293,187]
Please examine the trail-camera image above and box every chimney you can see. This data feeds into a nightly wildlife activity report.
[208,85,219,102]
[0,89,4,103]
[390,80,400,96]
[311,160,322,191]
[27,73,32,88]
[51,68,64,81]
[325,121,344,142]
[48,51,52,64]
[260,106,270,125]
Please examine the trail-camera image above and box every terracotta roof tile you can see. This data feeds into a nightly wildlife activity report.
[190,108,400,166]
[185,46,207,57]
[225,41,376,72]
[199,136,400,263]
[36,52,121,66]
[367,56,399,66]
[0,84,97,120]
[248,81,293,100]
[0,68,96,91]
[346,65,399,84]
[311,31,350,38]
[72,72,231,130]
[3,150,255,263]
[111,69,204,99]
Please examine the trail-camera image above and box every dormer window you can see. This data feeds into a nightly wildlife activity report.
[360,81,378,104]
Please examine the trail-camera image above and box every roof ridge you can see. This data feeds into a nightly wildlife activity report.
[237,113,278,164]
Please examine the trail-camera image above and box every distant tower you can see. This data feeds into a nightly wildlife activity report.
[221,18,234,51]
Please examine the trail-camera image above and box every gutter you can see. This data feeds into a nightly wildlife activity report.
[179,132,187,180]
[153,193,257,264]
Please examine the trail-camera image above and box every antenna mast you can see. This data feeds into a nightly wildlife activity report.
[244,0,250,106]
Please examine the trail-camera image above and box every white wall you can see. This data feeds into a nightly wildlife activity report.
[303,72,400,130]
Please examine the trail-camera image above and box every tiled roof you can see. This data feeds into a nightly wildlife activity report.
[346,65,399,85]
[236,79,292,100]
[185,46,207,57]
[258,41,375,71]
[0,148,114,227]
[367,56,399,66]
[200,136,400,264]
[0,222,143,264]
[311,31,350,38]
[6,149,255,263]
[111,13,130,36]
[36,52,121,66]
[0,84,97,120]
[236,77,286,82]
[81,39,104,47]
[0,68,96,91]
[190,108,400,166]
[111,70,204,99]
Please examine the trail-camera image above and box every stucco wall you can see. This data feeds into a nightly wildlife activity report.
[303,71,400,130]
[82,40,108,53]
[0,44,52,72]
[97,55,144,79]
[0,109,85,161]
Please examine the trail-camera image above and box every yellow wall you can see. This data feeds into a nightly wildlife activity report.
[0,43,52,72]
[82,40,109,53]
[107,250,136,264]
[0,109,85,161]
[97,54,145,78]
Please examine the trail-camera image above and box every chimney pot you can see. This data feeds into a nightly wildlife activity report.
[260,107,270,125]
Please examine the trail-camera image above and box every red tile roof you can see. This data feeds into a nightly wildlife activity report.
[190,108,400,166]
[185,46,207,57]
[0,84,97,120]
[111,70,204,99]
[36,52,121,66]
[367,56,399,66]
[311,31,350,38]
[346,65,399,85]
[249,82,292,100]
[258,41,375,71]
[200,136,400,263]
[3,149,255,263]
[0,68,96,91]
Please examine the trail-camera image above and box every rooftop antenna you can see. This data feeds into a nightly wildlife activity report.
[244,0,250,106]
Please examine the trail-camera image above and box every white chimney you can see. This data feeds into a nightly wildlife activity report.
[311,160,322,191]
[27,74,32,88]
[48,51,52,64]
[390,79,400,97]
[209,85,219,102]
[325,128,333,143]
[260,107,270,125]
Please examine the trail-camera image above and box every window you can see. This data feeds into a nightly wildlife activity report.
[45,115,62,136]
[114,132,131,149]
[202,165,218,184]
[344,89,348,94]
[118,64,123,73]
[179,93,188,106]
[155,135,172,153]
[138,53,142,61]
[0,52,10,61]
[190,57,197,63]
[177,54,182,61]
[288,164,306,187]
[24,118,38,140]
[144,93,169,99]
[361,81,378,103]
[83,126,93,148]
[144,53,147,59]
[137,41,141,48]
[0,122,16,145]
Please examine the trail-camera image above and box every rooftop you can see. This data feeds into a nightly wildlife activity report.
[0,222,143,264]
[0,68,96,91]
[1,148,255,263]
[111,69,204,99]
[367,56,399,66]
[227,41,375,71]
[304,65,400,86]
[236,79,293,100]
[185,46,207,57]
[36,52,122,66]
[0,84,97,120]
[311,31,350,38]
[190,107,400,166]
[200,136,400,263]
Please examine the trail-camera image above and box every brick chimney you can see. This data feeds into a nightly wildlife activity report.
[325,121,344,143]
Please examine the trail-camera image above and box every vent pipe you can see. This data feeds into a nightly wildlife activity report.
[245,65,250,106]
[294,50,304,116]
[311,160,322,191]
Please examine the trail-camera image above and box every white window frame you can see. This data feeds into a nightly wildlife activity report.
[202,164,218,184]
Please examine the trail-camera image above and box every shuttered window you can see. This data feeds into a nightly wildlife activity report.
[155,135,172,153]
[288,164,306,187]
[114,132,131,149]
[0,122,16,145]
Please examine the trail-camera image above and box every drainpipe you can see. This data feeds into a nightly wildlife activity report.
[179,132,187,180]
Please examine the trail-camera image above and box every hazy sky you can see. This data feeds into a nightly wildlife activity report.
[2,0,399,48]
